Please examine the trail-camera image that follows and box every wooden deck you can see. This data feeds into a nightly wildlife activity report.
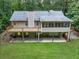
[7,27,41,32]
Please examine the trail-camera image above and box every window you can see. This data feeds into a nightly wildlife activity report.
[25,21,28,26]
[55,22,58,27]
[49,22,54,27]
[57,22,61,27]
[46,22,48,27]
[49,22,52,27]
[60,22,63,27]
[54,22,65,27]
[36,21,39,26]
[42,22,47,28]
[42,22,54,28]
[35,21,40,27]
[63,22,70,27]
[42,22,70,28]
[13,22,16,25]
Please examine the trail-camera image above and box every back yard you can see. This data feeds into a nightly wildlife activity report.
[0,39,79,59]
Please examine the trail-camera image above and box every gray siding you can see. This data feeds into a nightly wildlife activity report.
[42,27,70,32]
[12,22,27,28]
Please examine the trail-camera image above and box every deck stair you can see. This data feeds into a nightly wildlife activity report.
[0,26,13,42]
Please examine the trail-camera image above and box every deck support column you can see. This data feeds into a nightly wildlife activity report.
[67,32,70,41]
[67,23,71,41]
[37,33,40,41]
[22,28,24,42]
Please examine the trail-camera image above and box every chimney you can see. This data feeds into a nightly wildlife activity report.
[27,11,35,27]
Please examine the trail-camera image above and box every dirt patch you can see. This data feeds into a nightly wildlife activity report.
[71,29,79,37]
[0,39,10,44]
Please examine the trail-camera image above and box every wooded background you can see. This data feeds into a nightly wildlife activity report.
[0,0,79,33]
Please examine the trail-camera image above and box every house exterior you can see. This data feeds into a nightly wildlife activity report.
[8,10,72,41]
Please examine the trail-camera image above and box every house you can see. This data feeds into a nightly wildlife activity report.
[8,10,72,42]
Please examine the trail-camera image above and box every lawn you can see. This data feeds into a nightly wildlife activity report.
[0,39,79,59]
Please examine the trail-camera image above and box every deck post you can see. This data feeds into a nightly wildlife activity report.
[38,33,40,41]
[67,31,70,41]
[41,21,42,30]
[22,28,24,42]
[67,22,71,41]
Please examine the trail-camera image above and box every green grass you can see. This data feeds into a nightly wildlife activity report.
[0,39,79,59]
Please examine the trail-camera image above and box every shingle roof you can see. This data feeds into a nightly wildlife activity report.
[10,11,27,21]
[10,10,72,22]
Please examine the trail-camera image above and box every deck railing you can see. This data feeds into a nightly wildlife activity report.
[6,25,13,30]
[7,26,42,32]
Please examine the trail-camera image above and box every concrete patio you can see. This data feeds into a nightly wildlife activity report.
[9,37,66,43]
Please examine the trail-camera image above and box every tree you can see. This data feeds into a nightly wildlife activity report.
[66,0,79,31]
[0,0,11,33]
